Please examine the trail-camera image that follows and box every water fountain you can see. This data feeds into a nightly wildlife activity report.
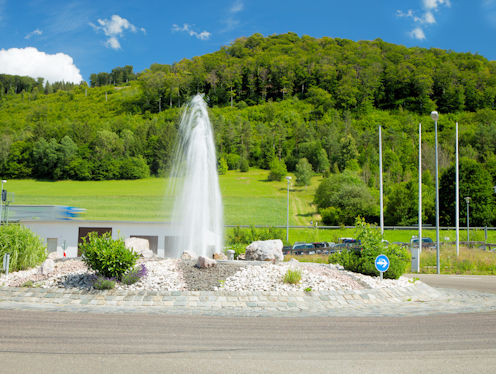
[168,94,224,258]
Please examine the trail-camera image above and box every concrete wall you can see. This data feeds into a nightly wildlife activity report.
[22,220,178,258]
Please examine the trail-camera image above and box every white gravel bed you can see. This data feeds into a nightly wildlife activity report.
[217,261,413,293]
[1,258,411,293]
[0,258,186,291]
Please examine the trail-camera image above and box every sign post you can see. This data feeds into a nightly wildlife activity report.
[375,254,390,281]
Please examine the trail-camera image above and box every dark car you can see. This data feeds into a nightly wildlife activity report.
[410,237,435,248]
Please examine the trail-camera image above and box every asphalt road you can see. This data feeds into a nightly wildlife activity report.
[407,273,496,294]
[1,310,496,374]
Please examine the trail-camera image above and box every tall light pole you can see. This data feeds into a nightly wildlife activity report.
[379,125,384,236]
[0,180,6,225]
[431,111,440,275]
[456,122,460,257]
[418,123,422,256]
[286,176,291,243]
[465,196,471,243]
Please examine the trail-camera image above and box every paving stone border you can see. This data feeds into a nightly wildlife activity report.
[1,282,496,317]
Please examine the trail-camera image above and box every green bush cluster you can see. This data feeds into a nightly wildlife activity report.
[93,276,116,290]
[80,232,139,280]
[328,218,410,279]
[227,225,285,245]
[283,269,302,284]
[268,158,287,181]
[0,224,46,272]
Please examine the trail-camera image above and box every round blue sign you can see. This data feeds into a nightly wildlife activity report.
[375,254,390,272]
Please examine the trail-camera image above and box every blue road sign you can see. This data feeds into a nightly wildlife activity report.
[375,254,390,272]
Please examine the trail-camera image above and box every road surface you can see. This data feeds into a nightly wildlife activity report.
[1,309,495,373]
[408,273,496,294]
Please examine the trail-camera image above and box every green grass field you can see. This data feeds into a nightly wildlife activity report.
[6,169,496,243]
[7,169,322,226]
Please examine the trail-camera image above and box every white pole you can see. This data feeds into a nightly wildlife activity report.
[431,111,440,275]
[0,180,5,225]
[379,125,384,236]
[286,176,291,243]
[418,123,422,257]
[456,122,459,257]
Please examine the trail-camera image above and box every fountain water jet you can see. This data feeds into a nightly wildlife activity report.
[168,95,223,258]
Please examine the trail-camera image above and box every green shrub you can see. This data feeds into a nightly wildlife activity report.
[80,232,139,280]
[218,157,228,175]
[93,276,116,290]
[239,158,249,172]
[283,269,302,284]
[328,218,410,279]
[227,226,285,245]
[0,224,46,272]
[225,153,241,170]
[295,158,313,186]
[268,158,287,181]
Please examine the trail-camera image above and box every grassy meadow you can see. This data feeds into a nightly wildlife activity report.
[6,169,322,225]
[7,169,496,244]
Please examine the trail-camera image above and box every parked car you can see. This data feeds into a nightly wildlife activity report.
[410,237,435,248]
[291,243,315,255]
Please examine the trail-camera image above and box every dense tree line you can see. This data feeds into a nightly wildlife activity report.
[0,33,495,225]
[0,74,80,96]
[90,66,137,87]
[136,33,496,114]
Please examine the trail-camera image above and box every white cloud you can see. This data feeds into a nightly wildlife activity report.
[397,0,450,40]
[90,14,145,50]
[0,47,83,83]
[222,0,245,32]
[423,0,451,10]
[25,29,43,39]
[172,24,211,40]
[230,0,244,14]
[410,27,426,40]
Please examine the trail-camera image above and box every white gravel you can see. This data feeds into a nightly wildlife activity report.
[217,261,412,293]
[1,258,412,292]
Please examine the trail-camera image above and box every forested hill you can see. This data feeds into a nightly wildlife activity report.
[0,33,495,225]
[120,32,496,114]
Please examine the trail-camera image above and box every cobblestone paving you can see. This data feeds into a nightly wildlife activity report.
[1,282,496,317]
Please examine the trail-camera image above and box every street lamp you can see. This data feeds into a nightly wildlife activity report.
[465,196,471,243]
[285,176,291,243]
[0,180,6,225]
[430,111,440,274]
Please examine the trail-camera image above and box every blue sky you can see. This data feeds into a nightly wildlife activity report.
[0,0,495,83]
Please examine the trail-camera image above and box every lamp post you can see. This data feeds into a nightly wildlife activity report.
[418,122,422,256]
[379,125,384,236]
[0,180,6,225]
[286,176,291,243]
[431,111,440,274]
[465,196,471,243]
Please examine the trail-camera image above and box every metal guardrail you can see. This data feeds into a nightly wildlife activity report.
[226,225,496,231]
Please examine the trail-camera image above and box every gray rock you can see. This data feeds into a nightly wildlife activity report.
[213,252,227,260]
[47,251,59,260]
[181,251,196,260]
[125,237,154,258]
[196,256,216,269]
[245,240,284,262]
[40,259,55,274]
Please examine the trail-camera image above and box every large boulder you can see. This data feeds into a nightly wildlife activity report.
[40,259,55,274]
[196,256,216,269]
[125,237,154,258]
[245,240,284,262]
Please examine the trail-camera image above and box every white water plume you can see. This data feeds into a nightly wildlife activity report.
[168,95,224,258]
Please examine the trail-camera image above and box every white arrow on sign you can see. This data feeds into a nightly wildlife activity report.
[377,259,388,268]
